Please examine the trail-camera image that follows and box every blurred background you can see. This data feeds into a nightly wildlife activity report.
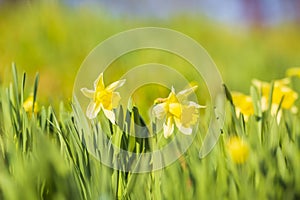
[0,0,299,106]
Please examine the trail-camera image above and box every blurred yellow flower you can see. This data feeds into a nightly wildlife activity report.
[23,95,38,113]
[152,86,205,138]
[231,92,254,120]
[286,67,300,77]
[252,78,298,114]
[81,73,126,123]
[227,136,249,164]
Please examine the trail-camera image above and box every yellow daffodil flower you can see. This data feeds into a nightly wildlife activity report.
[252,78,298,113]
[152,86,205,138]
[286,67,300,77]
[23,95,38,113]
[227,136,249,164]
[81,73,126,123]
[231,92,254,120]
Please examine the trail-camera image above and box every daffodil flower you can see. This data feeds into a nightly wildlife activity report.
[231,92,254,120]
[81,73,126,123]
[23,95,38,113]
[227,136,249,164]
[252,78,298,114]
[152,86,205,138]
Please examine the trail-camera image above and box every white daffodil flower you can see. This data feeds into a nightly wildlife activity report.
[81,73,125,124]
[152,85,205,138]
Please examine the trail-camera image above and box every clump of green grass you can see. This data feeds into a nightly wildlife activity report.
[0,64,300,199]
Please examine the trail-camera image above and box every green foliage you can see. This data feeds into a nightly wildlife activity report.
[1,2,300,198]
[0,62,300,199]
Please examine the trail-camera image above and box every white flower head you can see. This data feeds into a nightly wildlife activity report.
[81,73,125,124]
[153,85,205,138]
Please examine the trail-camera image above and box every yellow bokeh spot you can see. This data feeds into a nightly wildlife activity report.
[23,96,38,113]
[286,67,300,77]
[227,136,249,164]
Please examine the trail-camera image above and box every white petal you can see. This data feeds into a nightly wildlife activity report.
[102,108,116,124]
[261,97,268,111]
[171,86,176,93]
[271,104,279,116]
[291,106,298,114]
[276,109,282,125]
[177,85,198,101]
[86,102,101,119]
[152,103,167,119]
[81,88,94,98]
[252,79,264,88]
[106,79,126,92]
[187,101,206,108]
[174,117,192,135]
[163,117,174,138]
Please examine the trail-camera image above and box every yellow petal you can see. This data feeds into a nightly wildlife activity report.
[167,90,178,103]
[169,103,182,118]
[231,92,254,117]
[94,73,105,91]
[279,87,298,109]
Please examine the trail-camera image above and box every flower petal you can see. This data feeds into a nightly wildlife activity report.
[169,103,182,118]
[232,92,254,116]
[111,92,121,109]
[163,117,174,138]
[94,73,105,90]
[176,85,198,101]
[291,106,298,114]
[287,67,300,77]
[171,86,176,93]
[152,103,167,119]
[86,101,101,119]
[187,101,205,108]
[106,79,126,92]
[274,78,290,86]
[102,107,116,124]
[174,117,192,135]
[181,104,199,126]
[81,88,94,98]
